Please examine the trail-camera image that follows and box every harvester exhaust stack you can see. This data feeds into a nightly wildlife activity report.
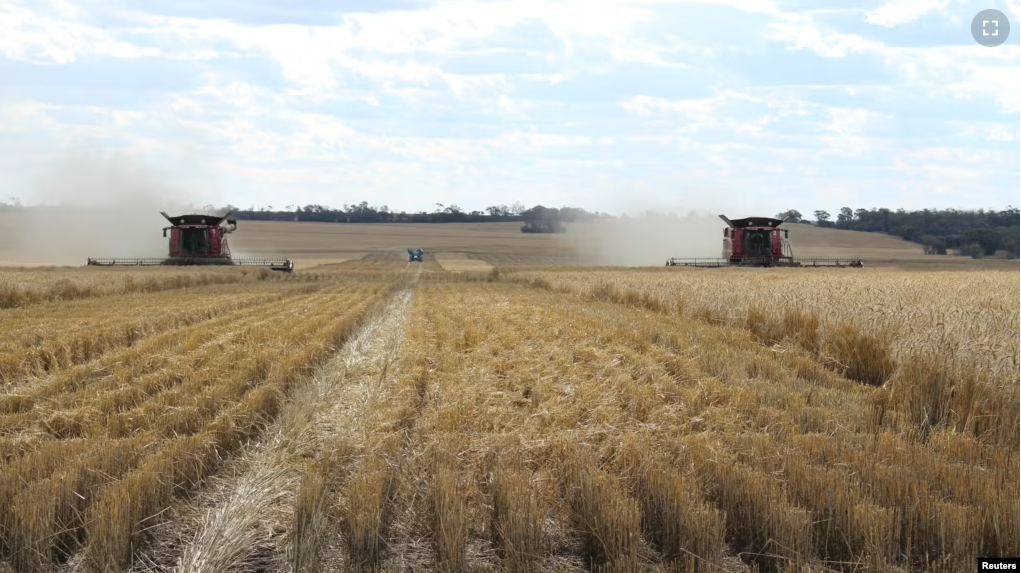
[87,211,294,272]
[666,214,864,268]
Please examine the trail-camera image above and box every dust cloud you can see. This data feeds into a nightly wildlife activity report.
[0,150,218,265]
[563,184,778,267]
[568,214,727,266]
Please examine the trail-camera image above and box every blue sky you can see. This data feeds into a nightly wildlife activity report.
[0,0,1017,217]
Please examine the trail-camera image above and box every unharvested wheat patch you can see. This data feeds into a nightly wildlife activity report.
[510,269,1020,377]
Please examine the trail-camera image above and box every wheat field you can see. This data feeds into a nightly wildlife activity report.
[0,256,1016,573]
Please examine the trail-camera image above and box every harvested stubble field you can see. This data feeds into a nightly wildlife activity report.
[0,259,1017,573]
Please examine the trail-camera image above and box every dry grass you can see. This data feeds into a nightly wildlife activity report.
[562,454,642,572]
[489,456,544,573]
[511,268,1018,371]
[511,268,1020,449]
[0,259,1014,573]
[289,463,330,573]
[361,280,1017,572]
[176,464,294,573]
[431,451,469,573]
[0,271,397,573]
[0,281,320,386]
[118,283,417,573]
[345,456,394,573]
[617,443,725,572]
[0,266,294,309]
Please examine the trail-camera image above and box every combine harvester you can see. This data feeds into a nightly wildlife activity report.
[666,215,864,268]
[408,248,425,262]
[87,211,294,272]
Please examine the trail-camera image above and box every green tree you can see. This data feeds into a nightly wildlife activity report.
[1002,233,1020,257]
[961,228,1003,255]
[919,235,947,255]
[960,243,985,259]
[776,209,803,223]
[836,207,853,226]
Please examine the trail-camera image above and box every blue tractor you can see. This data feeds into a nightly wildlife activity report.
[408,248,424,262]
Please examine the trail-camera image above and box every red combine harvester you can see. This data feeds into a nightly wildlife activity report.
[87,211,294,272]
[666,215,864,268]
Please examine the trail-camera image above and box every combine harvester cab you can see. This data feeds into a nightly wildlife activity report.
[666,214,864,268]
[408,248,424,262]
[87,211,294,272]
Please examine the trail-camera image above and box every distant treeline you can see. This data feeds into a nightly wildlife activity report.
[777,207,1020,258]
[226,202,609,233]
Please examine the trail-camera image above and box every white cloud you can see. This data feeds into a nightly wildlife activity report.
[824,108,872,135]
[621,95,718,118]
[767,13,883,58]
[820,107,876,155]
[986,125,1018,142]
[0,101,59,133]
[113,0,654,92]
[0,0,156,63]
[864,0,949,27]
[883,45,1021,113]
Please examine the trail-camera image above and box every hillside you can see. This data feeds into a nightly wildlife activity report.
[784,223,921,258]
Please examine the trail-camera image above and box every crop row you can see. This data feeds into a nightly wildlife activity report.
[0,283,389,448]
[0,281,329,385]
[0,266,284,309]
[0,281,397,572]
[0,283,329,405]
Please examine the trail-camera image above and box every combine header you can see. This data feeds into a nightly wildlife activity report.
[87,211,294,272]
[666,215,864,268]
